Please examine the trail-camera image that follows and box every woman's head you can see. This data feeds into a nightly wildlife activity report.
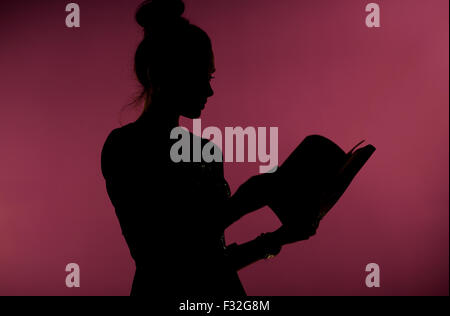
[134,0,215,119]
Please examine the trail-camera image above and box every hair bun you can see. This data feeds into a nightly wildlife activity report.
[136,0,187,33]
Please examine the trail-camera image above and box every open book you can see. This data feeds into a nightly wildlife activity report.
[269,135,376,243]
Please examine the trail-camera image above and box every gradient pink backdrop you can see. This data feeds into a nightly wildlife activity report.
[0,0,448,296]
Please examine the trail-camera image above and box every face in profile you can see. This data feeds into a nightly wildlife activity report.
[161,49,215,119]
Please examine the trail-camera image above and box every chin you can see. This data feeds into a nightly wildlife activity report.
[191,111,203,119]
[183,108,204,119]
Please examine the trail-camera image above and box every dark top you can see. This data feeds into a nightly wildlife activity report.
[101,113,246,296]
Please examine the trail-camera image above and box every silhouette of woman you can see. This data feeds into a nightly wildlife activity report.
[100,0,316,296]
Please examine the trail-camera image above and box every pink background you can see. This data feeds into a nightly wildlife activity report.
[0,0,448,296]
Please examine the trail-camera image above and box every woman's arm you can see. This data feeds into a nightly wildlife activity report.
[222,225,317,271]
[224,232,283,271]
[218,169,318,271]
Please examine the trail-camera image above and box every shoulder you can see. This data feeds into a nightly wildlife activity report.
[101,123,137,179]
[105,122,137,145]
[102,124,134,157]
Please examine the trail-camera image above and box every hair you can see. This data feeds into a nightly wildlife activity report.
[131,0,213,110]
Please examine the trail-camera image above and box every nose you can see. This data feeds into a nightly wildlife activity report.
[206,82,214,98]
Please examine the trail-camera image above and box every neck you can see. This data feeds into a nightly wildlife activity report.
[140,101,180,131]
